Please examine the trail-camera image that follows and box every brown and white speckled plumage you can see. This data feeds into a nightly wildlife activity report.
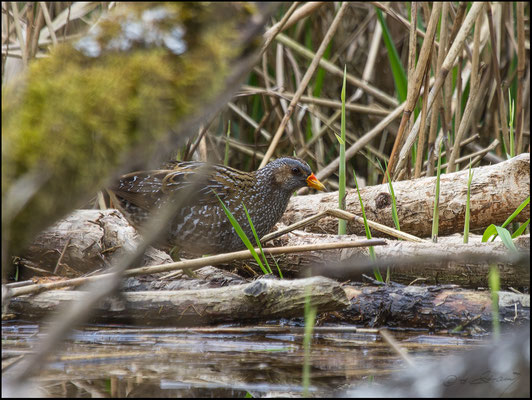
[109,157,325,255]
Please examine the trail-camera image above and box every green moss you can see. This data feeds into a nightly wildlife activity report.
[2,2,259,256]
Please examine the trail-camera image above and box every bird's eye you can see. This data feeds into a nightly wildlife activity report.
[292,167,300,175]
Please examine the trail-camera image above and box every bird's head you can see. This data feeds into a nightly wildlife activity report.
[265,157,325,193]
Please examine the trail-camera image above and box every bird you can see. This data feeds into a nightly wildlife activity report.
[108,157,325,256]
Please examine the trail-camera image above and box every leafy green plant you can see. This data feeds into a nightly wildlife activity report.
[482,196,530,242]
[481,195,529,340]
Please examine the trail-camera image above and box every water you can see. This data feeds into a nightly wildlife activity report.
[2,322,487,397]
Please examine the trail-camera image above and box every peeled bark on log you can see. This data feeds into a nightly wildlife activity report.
[15,209,173,280]
[282,153,530,237]
[338,284,529,330]
[122,266,247,292]
[7,276,349,326]
[232,232,530,288]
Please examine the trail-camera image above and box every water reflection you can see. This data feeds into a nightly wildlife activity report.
[2,323,486,397]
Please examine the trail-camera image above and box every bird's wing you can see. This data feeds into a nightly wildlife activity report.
[161,162,241,207]
[111,161,255,211]
[109,169,174,211]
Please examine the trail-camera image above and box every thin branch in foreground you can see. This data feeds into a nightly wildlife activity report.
[308,249,530,281]
[380,328,415,367]
[6,239,386,298]
[262,208,426,244]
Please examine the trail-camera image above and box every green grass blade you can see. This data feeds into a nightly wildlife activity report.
[223,120,231,166]
[353,169,382,282]
[463,160,474,243]
[494,226,518,252]
[271,255,284,280]
[338,65,347,235]
[488,264,500,339]
[501,196,530,228]
[508,89,515,158]
[375,158,400,233]
[249,74,262,125]
[512,219,530,238]
[214,193,269,275]
[376,158,396,281]
[242,202,273,275]
[375,8,407,103]
[482,196,530,242]
[302,285,317,397]
[313,42,332,97]
[432,140,443,243]
[385,160,400,232]
[482,224,498,242]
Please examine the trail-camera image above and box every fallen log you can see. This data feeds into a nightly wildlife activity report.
[232,232,530,288]
[15,209,173,280]
[7,276,349,326]
[14,209,384,282]
[8,278,528,330]
[282,153,530,237]
[19,208,528,289]
[337,284,530,330]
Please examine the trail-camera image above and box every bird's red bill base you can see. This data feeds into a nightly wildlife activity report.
[306,173,325,191]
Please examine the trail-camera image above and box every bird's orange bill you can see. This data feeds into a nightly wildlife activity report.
[306,173,325,191]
